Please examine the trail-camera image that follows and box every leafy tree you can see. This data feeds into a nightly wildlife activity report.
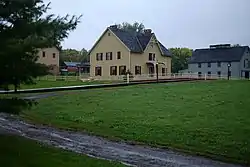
[60,49,80,63]
[60,48,89,64]
[116,22,145,33]
[0,0,81,113]
[80,48,89,62]
[169,48,193,73]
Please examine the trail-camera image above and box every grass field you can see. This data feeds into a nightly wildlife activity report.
[23,80,250,165]
[0,135,124,167]
[11,80,120,89]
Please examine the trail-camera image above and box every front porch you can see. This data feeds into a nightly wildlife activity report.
[145,61,168,77]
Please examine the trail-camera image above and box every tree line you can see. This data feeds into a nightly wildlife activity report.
[59,48,89,65]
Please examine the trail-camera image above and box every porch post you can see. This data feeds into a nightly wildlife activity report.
[156,62,159,83]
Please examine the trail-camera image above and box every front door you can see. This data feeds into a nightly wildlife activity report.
[149,66,154,77]
[245,71,249,79]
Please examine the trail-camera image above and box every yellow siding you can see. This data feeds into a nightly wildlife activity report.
[130,35,171,75]
[37,47,60,74]
[89,29,130,79]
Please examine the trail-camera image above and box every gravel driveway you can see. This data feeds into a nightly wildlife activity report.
[0,113,245,167]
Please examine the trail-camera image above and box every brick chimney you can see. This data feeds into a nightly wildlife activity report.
[109,25,118,29]
[144,29,152,35]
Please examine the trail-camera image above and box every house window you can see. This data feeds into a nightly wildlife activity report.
[106,52,113,60]
[53,53,56,58]
[108,32,111,36]
[135,66,141,75]
[95,67,102,76]
[110,66,117,75]
[149,53,156,61]
[42,51,45,57]
[96,53,103,61]
[162,68,166,76]
[198,72,202,77]
[217,62,221,67]
[207,63,211,68]
[217,71,221,77]
[207,71,211,76]
[244,59,250,68]
[198,63,201,68]
[119,66,126,75]
[117,51,121,59]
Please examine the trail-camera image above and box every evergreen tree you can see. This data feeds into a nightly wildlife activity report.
[0,0,81,114]
[0,0,81,91]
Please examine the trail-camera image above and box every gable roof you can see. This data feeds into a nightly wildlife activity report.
[88,25,171,57]
[189,46,249,63]
[109,26,171,56]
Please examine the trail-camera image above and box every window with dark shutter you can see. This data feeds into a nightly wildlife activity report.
[95,67,102,76]
[106,52,113,60]
[119,66,126,75]
[135,66,141,75]
[96,53,103,61]
[208,71,211,76]
[117,51,121,59]
[207,63,211,68]
[217,71,221,77]
[148,53,155,61]
[198,72,202,77]
[110,66,117,75]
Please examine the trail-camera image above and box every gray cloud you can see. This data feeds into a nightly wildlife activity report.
[45,0,250,50]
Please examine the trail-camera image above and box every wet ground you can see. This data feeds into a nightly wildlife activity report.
[0,112,244,167]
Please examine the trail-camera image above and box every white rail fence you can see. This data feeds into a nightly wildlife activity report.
[36,73,250,82]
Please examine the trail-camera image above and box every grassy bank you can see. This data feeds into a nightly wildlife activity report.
[0,135,124,167]
[7,80,121,90]
[23,80,250,165]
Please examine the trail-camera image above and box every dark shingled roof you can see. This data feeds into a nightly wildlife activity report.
[189,46,249,63]
[109,26,171,57]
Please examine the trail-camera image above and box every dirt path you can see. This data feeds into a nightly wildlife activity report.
[0,113,244,167]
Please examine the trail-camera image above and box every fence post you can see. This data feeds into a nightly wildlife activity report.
[204,73,207,80]
[126,73,130,84]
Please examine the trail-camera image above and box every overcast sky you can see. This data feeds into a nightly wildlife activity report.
[45,0,250,50]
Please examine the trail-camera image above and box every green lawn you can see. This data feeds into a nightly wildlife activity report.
[14,80,121,89]
[0,135,124,167]
[23,80,250,165]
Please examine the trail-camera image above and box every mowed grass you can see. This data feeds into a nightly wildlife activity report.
[11,80,120,89]
[0,135,124,167]
[23,80,250,165]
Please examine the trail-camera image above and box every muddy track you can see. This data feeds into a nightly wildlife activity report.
[0,113,244,167]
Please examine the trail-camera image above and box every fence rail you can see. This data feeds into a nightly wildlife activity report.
[36,73,250,82]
